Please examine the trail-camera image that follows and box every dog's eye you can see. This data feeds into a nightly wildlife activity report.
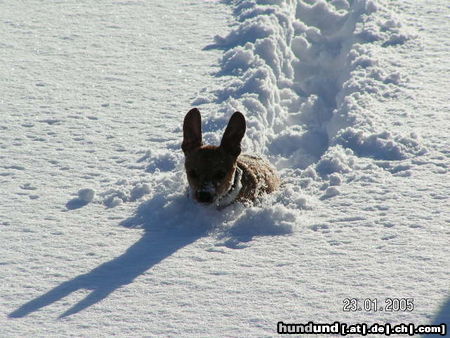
[214,170,226,180]
[188,170,198,179]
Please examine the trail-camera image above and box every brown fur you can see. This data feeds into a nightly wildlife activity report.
[182,108,280,206]
[236,154,280,202]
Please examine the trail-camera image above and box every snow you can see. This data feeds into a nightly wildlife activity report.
[1,0,449,335]
[78,189,95,203]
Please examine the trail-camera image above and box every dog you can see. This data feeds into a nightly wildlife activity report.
[182,108,280,207]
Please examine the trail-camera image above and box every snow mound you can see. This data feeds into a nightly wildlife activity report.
[78,188,95,203]
[138,148,182,173]
[99,180,151,208]
[66,188,96,210]
[336,128,426,160]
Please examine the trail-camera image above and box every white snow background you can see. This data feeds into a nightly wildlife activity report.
[1,0,449,336]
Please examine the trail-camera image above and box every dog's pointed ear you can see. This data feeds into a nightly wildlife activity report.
[182,108,202,153]
[220,111,246,157]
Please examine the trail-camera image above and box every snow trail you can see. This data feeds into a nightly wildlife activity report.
[204,0,424,165]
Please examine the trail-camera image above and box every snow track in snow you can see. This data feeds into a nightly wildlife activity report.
[201,0,424,165]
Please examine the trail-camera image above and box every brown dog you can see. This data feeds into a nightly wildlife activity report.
[182,108,280,207]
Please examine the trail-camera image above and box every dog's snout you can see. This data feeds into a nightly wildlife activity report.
[196,191,213,204]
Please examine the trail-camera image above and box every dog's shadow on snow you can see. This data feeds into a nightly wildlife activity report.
[9,193,221,319]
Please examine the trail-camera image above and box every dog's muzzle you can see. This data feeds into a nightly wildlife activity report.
[189,167,242,207]
[194,182,216,204]
[196,191,214,204]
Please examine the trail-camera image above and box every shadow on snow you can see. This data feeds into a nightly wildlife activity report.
[9,194,212,318]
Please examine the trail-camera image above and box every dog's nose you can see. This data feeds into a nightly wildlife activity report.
[196,191,213,204]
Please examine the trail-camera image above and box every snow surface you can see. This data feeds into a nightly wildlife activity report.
[1,0,449,336]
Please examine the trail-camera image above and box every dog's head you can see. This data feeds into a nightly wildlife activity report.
[182,108,246,204]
